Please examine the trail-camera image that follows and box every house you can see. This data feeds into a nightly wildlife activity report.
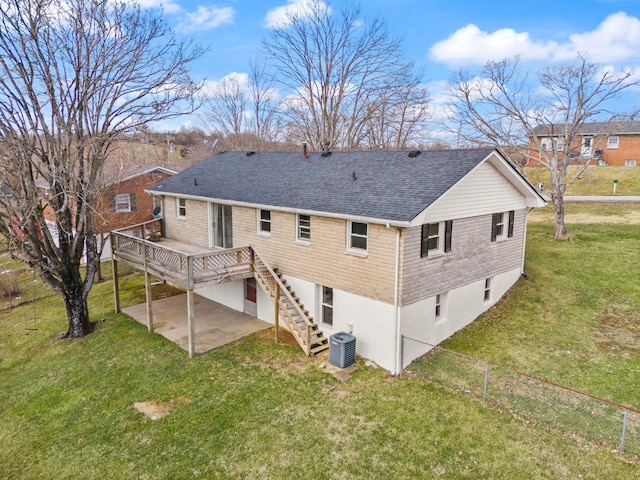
[110,148,546,373]
[38,165,176,261]
[530,121,640,167]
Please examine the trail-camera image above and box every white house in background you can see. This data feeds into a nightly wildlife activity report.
[111,148,545,373]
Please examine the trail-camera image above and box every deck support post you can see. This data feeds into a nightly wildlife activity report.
[274,282,280,343]
[143,244,154,332]
[187,289,195,358]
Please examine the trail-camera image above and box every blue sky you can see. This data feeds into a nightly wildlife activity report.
[139,0,640,131]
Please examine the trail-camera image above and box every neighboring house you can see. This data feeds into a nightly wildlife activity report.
[39,165,176,261]
[110,148,545,373]
[530,121,640,167]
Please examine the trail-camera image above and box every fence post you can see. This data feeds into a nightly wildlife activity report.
[619,409,629,456]
[483,362,489,403]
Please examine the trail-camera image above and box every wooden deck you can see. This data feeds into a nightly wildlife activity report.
[110,218,328,358]
[110,219,254,289]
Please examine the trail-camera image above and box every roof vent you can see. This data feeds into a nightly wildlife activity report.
[321,151,332,157]
[408,150,421,158]
[246,151,255,156]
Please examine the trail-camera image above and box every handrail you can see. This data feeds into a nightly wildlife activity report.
[253,249,315,329]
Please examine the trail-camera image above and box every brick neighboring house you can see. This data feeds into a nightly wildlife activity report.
[40,165,176,262]
[111,148,545,373]
[530,121,640,167]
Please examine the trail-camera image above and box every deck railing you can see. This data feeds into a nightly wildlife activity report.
[111,219,253,288]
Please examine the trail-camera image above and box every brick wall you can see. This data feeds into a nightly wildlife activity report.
[163,197,210,248]
[97,172,172,232]
[399,210,526,306]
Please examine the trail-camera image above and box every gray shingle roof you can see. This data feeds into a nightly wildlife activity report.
[532,121,640,136]
[148,148,497,223]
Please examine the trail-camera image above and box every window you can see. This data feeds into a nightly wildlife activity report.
[420,220,452,257]
[212,203,232,248]
[348,221,367,252]
[297,214,311,242]
[607,136,619,149]
[484,278,492,302]
[321,286,333,326]
[177,198,186,218]
[541,138,550,151]
[111,193,136,213]
[625,159,637,167]
[152,196,162,217]
[556,138,564,151]
[258,209,271,234]
[491,211,514,242]
[435,292,448,320]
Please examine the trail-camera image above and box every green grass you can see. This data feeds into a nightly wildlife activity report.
[443,218,640,407]
[2,210,640,478]
[526,165,640,196]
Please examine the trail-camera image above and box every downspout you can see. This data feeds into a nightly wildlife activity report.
[388,224,402,375]
[521,207,535,274]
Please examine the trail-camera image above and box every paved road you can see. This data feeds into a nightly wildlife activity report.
[564,196,640,202]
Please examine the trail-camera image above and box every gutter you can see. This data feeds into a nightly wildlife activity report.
[387,224,402,375]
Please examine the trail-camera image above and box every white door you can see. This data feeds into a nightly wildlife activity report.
[581,137,592,157]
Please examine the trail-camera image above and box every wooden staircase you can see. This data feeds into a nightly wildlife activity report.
[252,251,329,356]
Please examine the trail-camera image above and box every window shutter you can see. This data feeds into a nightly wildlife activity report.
[507,210,515,238]
[130,193,137,211]
[444,220,453,252]
[420,224,429,257]
[491,213,498,242]
[109,194,115,212]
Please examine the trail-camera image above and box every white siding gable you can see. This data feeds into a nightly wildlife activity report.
[412,159,526,225]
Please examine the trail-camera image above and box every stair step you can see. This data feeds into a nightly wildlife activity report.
[310,344,329,354]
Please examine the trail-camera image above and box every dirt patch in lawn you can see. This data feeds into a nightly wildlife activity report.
[133,398,189,420]
[593,308,640,353]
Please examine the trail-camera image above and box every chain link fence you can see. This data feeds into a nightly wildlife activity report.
[402,335,640,458]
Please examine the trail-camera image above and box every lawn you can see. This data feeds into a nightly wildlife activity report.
[1,205,640,479]
[526,165,640,196]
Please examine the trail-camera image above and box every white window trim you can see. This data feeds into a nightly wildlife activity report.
[423,222,444,257]
[484,278,492,303]
[296,213,311,244]
[318,285,334,327]
[176,197,186,219]
[624,159,636,167]
[257,209,271,237]
[346,221,368,255]
[435,292,448,323]
[115,193,131,213]
[494,212,506,242]
[607,136,619,149]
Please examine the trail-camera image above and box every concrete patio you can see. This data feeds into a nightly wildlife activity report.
[122,293,271,354]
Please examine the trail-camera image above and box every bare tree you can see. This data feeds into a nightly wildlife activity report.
[445,55,638,237]
[363,73,431,149]
[0,0,203,338]
[202,74,247,150]
[262,0,425,151]
[247,58,281,146]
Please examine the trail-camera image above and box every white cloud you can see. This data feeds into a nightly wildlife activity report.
[555,12,640,62]
[264,0,330,29]
[430,24,557,66]
[180,5,235,31]
[430,12,640,66]
[135,0,182,15]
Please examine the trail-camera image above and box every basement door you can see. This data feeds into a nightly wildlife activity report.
[244,277,257,316]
